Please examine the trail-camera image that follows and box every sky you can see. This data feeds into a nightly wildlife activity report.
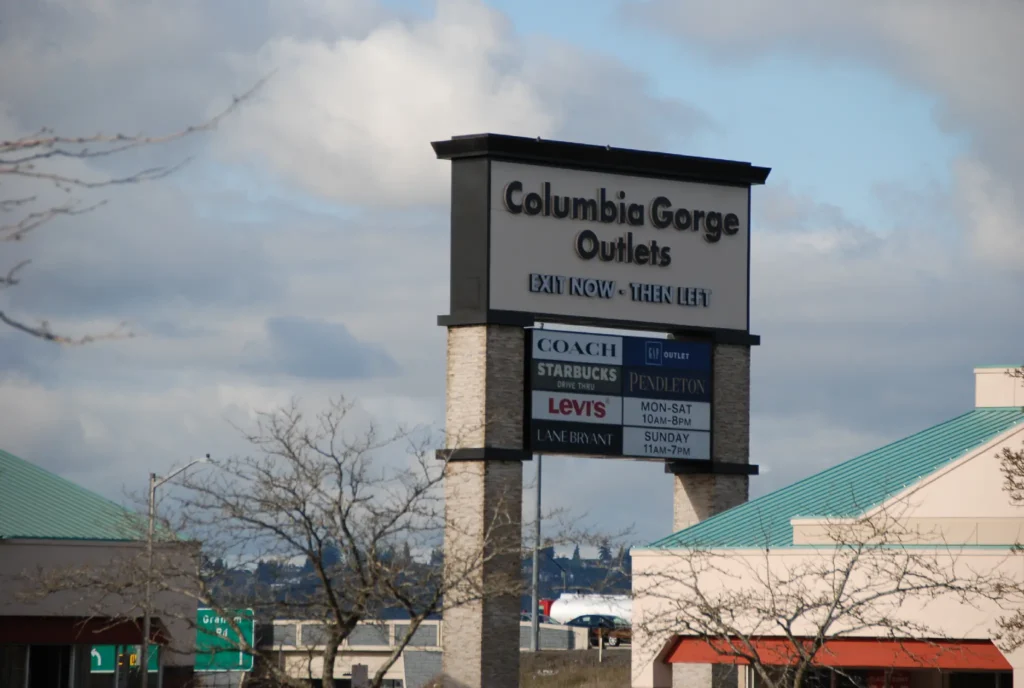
[1,0,1023,549]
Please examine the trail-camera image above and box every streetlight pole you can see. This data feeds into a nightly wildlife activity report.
[140,456,209,688]
[530,453,542,652]
[530,322,546,653]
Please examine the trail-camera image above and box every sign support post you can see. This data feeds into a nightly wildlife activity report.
[440,325,527,688]
[432,133,769,688]
[667,340,752,688]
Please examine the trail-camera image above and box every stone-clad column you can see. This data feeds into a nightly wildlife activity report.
[671,343,751,688]
[442,325,525,688]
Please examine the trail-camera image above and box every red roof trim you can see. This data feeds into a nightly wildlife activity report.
[667,637,1011,671]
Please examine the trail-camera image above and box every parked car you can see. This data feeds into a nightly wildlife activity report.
[564,614,631,647]
[521,613,555,624]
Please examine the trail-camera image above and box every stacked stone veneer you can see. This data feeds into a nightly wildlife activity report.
[442,325,524,688]
[673,344,751,531]
[672,343,752,688]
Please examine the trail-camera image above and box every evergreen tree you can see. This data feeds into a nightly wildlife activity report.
[598,543,612,564]
[571,544,581,567]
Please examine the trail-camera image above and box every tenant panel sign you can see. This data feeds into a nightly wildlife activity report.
[527,329,712,461]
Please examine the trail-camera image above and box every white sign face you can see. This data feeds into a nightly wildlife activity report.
[489,160,749,331]
[621,397,710,431]
[622,426,710,460]
[531,391,622,425]
[530,331,622,365]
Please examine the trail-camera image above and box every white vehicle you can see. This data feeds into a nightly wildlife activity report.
[546,593,632,625]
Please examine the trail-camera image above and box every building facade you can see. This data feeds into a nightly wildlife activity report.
[632,366,1024,688]
[0,449,198,687]
[261,617,587,687]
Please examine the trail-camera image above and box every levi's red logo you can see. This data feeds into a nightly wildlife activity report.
[548,397,606,419]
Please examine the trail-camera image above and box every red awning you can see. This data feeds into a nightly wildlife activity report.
[667,637,1012,671]
[0,616,170,645]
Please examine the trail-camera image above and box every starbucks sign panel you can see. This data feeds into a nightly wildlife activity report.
[490,161,750,332]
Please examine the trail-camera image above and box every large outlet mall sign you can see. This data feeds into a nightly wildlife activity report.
[528,330,712,460]
[433,134,770,340]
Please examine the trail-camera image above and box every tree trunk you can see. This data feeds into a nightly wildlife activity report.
[322,633,342,688]
[792,664,806,688]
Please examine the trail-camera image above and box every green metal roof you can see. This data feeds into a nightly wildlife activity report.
[0,448,141,540]
[648,408,1024,550]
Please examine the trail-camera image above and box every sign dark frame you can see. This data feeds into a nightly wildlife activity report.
[524,325,741,466]
[432,133,771,345]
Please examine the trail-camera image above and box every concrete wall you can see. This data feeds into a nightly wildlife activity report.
[0,538,198,667]
[267,619,590,684]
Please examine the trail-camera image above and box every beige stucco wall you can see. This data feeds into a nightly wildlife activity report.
[632,419,1024,688]
[631,546,1024,687]
[791,426,1024,547]
[975,367,1024,408]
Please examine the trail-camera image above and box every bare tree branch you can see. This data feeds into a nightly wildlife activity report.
[18,396,604,688]
[634,498,1024,688]
[0,75,269,344]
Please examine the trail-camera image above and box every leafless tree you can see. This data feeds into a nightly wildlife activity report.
[999,367,1024,504]
[26,396,596,688]
[993,365,1024,651]
[0,77,265,344]
[633,501,1024,688]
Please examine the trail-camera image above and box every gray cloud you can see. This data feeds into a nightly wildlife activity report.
[0,0,710,543]
[3,0,1021,549]
[628,0,1024,270]
[242,316,401,380]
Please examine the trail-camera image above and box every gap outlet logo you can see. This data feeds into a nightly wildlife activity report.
[644,341,662,366]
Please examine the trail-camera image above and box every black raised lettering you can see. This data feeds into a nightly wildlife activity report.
[627,203,644,226]
[524,192,543,215]
[575,230,599,260]
[634,244,650,265]
[693,209,705,233]
[503,181,522,213]
[553,195,571,218]
[573,197,598,221]
[724,213,740,235]
[673,208,691,230]
[649,196,672,229]
[600,188,617,223]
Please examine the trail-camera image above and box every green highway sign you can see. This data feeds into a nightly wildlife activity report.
[196,607,255,672]
[90,645,158,673]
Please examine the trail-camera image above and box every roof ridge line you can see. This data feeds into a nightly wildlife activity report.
[1,449,133,514]
[647,407,1024,549]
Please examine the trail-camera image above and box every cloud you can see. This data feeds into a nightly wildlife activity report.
[0,0,708,544]
[629,0,1024,272]
[243,316,400,380]
[218,0,709,205]
[5,0,1021,549]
